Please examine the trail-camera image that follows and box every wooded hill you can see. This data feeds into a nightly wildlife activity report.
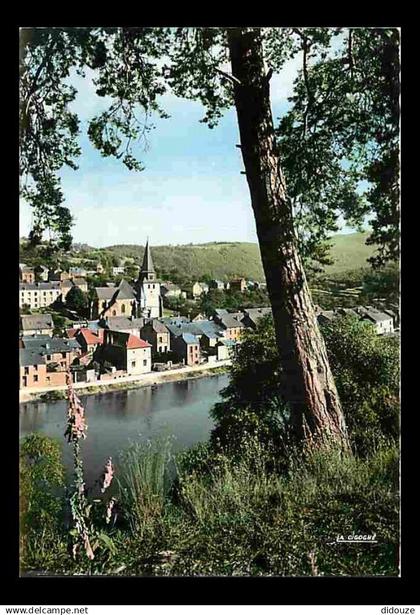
[103,232,377,281]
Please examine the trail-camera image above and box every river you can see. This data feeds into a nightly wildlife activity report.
[19,373,229,486]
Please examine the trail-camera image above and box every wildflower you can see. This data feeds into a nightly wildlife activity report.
[100,457,114,493]
[105,497,116,524]
[65,371,87,442]
[83,531,95,560]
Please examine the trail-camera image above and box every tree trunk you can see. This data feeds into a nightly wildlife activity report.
[227,27,348,447]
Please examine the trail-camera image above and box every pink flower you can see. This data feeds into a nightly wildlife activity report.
[105,497,116,524]
[83,532,95,560]
[65,371,88,442]
[101,457,114,493]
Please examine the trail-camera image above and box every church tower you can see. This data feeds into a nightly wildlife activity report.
[135,239,162,319]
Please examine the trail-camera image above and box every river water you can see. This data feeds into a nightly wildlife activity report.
[19,373,229,486]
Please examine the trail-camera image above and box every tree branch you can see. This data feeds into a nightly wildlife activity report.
[215,68,242,86]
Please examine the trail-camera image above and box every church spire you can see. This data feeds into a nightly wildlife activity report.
[141,238,155,274]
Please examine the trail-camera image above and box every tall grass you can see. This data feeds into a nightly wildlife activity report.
[117,437,173,537]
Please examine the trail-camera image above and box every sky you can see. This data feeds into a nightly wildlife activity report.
[19,39,356,248]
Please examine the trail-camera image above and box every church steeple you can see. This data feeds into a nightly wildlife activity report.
[135,239,161,319]
[140,238,155,277]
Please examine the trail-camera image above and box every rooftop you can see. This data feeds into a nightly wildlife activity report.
[20,314,53,330]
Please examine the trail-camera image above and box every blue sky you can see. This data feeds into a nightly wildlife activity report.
[20,48,356,248]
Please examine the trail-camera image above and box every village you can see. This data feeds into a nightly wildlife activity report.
[19,240,397,394]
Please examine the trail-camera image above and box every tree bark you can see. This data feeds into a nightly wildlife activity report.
[227,28,349,447]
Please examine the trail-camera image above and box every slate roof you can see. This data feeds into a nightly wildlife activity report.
[218,314,245,329]
[20,349,45,366]
[360,308,393,323]
[141,240,155,273]
[21,336,81,355]
[95,279,136,303]
[181,333,199,345]
[103,316,144,331]
[20,282,61,291]
[166,322,203,338]
[194,320,225,339]
[116,279,136,300]
[142,319,169,333]
[158,316,190,326]
[20,314,54,331]
[218,338,236,347]
[95,287,116,301]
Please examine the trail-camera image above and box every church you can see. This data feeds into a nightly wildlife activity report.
[135,239,163,319]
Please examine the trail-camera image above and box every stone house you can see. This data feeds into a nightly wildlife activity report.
[181,281,204,299]
[209,279,225,291]
[21,335,81,371]
[19,282,62,309]
[230,277,247,293]
[215,338,236,361]
[20,266,35,284]
[69,267,87,278]
[160,282,182,298]
[213,313,246,341]
[140,320,171,355]
[358,307,394,335]
[20,314,54,337]
[112,266,125,276]
[49,269,71,282]
[60,277,88,301]
[20,349,68,389]
[241,307,272,329]
[67,327,104,355]
[170,332,200,366]
[99,316,144,337]
[101,330,151,375]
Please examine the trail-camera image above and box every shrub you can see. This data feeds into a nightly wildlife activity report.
[210,314,399,457]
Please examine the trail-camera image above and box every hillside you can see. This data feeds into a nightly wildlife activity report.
[103,233,376,281]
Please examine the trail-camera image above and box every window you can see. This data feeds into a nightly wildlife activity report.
[24,367,29,375]
[143,359,147,366]
[121,304,126,314]
[131,361,136,368]
[46,354,51,360]
[34,375,38,382]
[158,336,163,343]
[152,284,155,289]
[33,364,38,371]
[62,353,66,359]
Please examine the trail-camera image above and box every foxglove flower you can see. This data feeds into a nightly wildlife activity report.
[105,497,116,524]
[65,371,87,442]
[100,457,114,493]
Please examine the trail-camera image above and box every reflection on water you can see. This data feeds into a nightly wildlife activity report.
[20,374,229,486]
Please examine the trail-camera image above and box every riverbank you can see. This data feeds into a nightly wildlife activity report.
[19,360,231,403]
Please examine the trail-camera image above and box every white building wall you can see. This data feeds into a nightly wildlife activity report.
[126,346,151,375]
[141,281,161,318]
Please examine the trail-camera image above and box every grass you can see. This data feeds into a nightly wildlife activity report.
[20,436,399,577]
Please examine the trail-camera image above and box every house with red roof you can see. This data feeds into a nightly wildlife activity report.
[67,328,104,354]
[101,329,152,375]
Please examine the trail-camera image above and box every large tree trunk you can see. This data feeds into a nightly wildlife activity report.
[227,27,348,447]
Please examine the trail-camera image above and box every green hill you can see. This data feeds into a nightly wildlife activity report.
[103,232,376,281]
[325,232,377,275]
